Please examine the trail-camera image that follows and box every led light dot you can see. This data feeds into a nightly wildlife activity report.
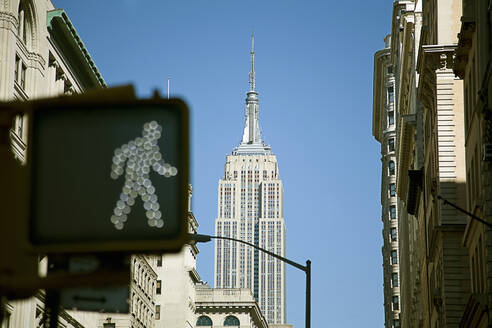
[155,211,162,219]
[115,222,124,230]
[127,198,135,206]
[148,219,155,227]
[146,211,154,219]
[144,202,152,210]
[151,203,159,211]
[156,220,164,228]
[111,215,119,224]
[170,167,178,176]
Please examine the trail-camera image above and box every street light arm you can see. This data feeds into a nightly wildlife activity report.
[189,233,307,271]
[189,233,311,328]
[437,195,492,229]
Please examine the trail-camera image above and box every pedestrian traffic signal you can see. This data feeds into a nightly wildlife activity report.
[25,91,189,253]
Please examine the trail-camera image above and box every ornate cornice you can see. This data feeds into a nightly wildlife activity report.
[454,19,476,79]
[417,44,457,110]
[396,114,417,198]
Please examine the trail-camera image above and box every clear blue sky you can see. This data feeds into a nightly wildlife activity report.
[52,1,393,326]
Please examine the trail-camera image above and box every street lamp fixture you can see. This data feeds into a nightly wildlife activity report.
[189,233,311,328]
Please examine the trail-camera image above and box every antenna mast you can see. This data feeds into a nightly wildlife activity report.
[167,76,170,99]
[249,33,255,91]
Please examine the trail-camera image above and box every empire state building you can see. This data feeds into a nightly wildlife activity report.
[214,35,286,324]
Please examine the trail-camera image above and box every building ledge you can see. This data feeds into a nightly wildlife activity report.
[47,9,106,89]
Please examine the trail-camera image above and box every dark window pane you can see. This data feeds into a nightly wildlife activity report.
[388,138,395,152]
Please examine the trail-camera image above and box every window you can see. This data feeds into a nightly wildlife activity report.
[392,295,399,310]
[15,55,19,82]
[20,63,26,89]
[391,228,397,241]
[389,161,395,175]
[224,315,240,326]
[388,86,394,103]
[157,256,162,267]
[103,324,115,328]
[388,111,395,126]
[16,115,24,137]
[391,250,398,264]
[17,0,32,45]
[388,138,395,152]
[387,65,393,74]
[14,55,27,90]
[390,205,396,219]
[156,280,161,294]
[155,305,161,320]
[392,272,398,287]
[389,184,396,197]
[2,311,11,328]
[394,319,400,327]
[196,316,213,326]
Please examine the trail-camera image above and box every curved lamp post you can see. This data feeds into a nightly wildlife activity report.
[189,233,311,328]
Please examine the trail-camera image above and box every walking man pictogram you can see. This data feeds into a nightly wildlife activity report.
[110,121,177,230]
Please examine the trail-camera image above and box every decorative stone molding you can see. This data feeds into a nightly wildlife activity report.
[397,113,417,198]
[0,10,17,30]
[417,45,457,110]
[454,20,476,79]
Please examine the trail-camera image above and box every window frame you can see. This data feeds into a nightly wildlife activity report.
[388,138,395,152]
[390,228,397,241]
[224,315,240,326]
[392,295,399,310]
[391,250,398,264]
[389,184,396,197]
[389,160,395,175]
[196,315,213,326]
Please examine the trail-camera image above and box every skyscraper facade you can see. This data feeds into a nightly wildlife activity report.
[214,36,286,324]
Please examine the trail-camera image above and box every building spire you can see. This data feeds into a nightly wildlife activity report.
[233,34,271,155]
[249,32,255,91]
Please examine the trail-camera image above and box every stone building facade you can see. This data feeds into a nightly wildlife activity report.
[373,34,401,328]
[373,0,475,326]
[195,284,269,328]
[154,185,200,328]
[454,0,492,326]
[1,0,105,327]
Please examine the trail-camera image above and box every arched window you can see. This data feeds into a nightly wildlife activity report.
[196,315,213,326]
[17,0,33,46]
[224,315,240,326]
